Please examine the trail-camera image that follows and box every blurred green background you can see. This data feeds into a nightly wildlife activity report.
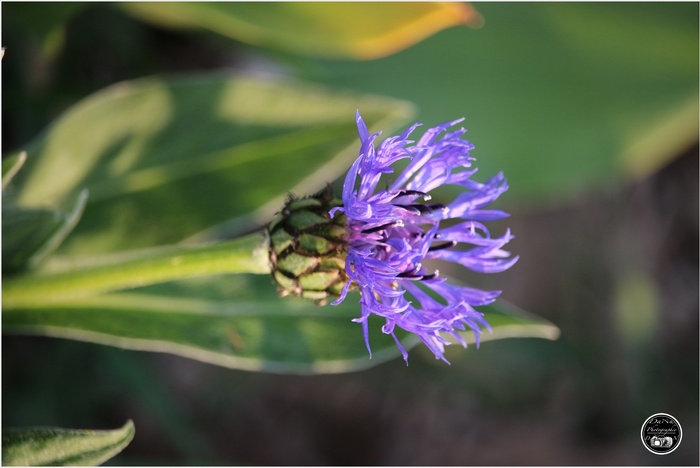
[3,2,698,465]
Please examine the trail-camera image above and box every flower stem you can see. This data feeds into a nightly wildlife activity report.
[3,232,270,309]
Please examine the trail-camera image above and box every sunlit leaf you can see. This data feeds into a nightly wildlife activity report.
[3,274,558,374]
[2,420,134,466]
[9,74,414,255]
[119,2,480,59]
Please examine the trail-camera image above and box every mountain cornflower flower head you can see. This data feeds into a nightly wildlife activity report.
[268,111,517,364]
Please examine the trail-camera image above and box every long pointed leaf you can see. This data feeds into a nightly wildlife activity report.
[2,420,134,466]
[3,274,559,374]
[10,74,415,255]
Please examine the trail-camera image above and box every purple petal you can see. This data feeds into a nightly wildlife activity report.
[356,109,370,142]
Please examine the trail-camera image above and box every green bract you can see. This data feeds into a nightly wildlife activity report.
[268,188,350,304]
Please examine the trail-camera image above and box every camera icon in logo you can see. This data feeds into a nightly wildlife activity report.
[650,436,673,448]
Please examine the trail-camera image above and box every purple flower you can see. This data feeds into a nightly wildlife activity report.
[329,111,518,363]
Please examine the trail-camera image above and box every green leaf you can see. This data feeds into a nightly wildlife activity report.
[2,274,558,374]
[2,189,88,273]
[119,2,481,59]
[297,2,699,206]
[10,74,414,255]
[2,420,134,466]
[2,151,27,191]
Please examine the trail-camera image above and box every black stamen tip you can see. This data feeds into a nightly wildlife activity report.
[391,189,429,201]
[428,240,457,252]
[396,203,446,215]
[362,220,403,234]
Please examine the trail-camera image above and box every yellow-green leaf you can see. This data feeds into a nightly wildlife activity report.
[119,2,480,59]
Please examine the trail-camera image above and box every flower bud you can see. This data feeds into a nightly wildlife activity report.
[268,187,350,305]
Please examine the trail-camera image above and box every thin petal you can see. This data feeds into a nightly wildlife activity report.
[356,109,370,142]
